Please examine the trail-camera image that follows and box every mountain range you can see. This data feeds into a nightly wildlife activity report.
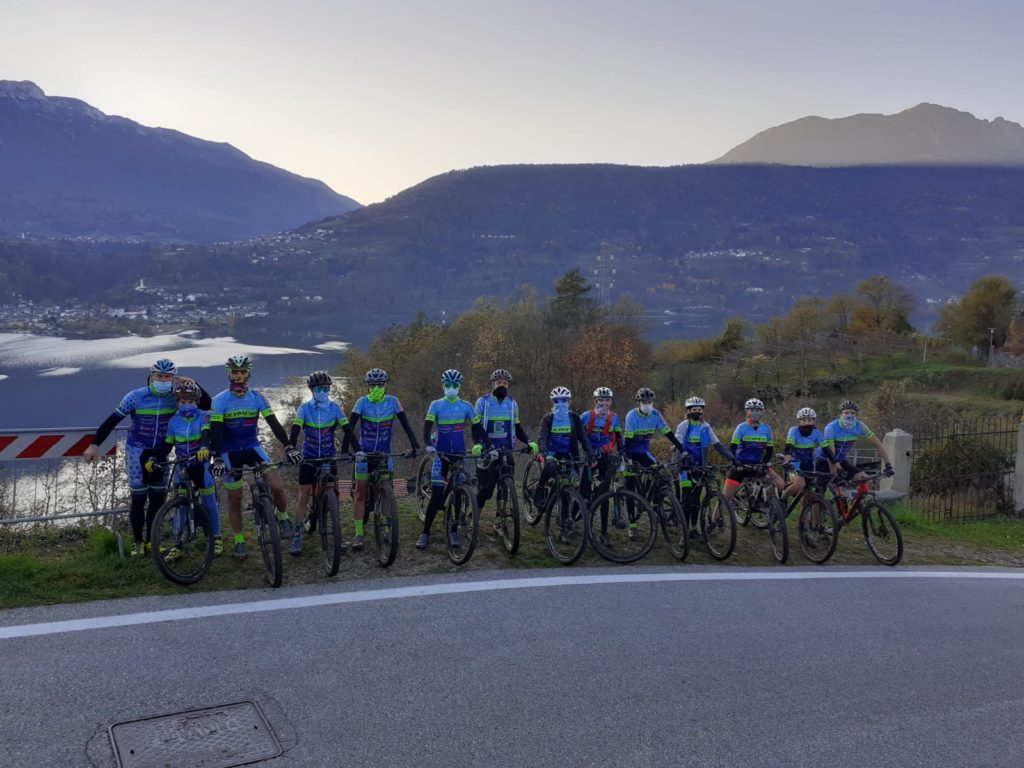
[0,81,360,241]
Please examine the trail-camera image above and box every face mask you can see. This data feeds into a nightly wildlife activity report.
[553,402,570,417]
[178,403,198,418]
[748,410,762,422]
[151,380,173,395]
[367,386,386,403]
[798,424,815,437]
[639,403,654,416]
[492,386,508,400]
[444,386,460,400]
[594,403,610,417]
[688,411,703,422]
[841,414,857,428]
[313,391,329,405]
[230,380,248,394]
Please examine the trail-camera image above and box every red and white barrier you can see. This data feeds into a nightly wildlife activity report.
[0,429,120,462]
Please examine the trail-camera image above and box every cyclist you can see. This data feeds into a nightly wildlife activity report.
[83,358,210,557]
[622,386,688,471]
[208,355,302,560]
[141,378,223,556]
[533,386,594,511]
[722,398,783,502]
[347,368,420,550]
[674,396,736,537]
[473,368,538,516]
[418,369,490,550]
[781,407,835,499]
[288,371,360,556]
[816,400,895,482]
[578,386,622,502]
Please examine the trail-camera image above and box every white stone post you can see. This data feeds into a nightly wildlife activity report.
[882,429,912,498]
[1015,420,1024,514]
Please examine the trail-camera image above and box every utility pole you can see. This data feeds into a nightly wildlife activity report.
[989,327,997,368]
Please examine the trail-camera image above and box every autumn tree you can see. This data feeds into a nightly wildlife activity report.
[935,275,1017,347]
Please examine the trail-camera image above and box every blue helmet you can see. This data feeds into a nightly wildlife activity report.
[151,358,176,375]
[441,369,464,385]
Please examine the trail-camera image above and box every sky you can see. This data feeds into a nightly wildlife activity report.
[2,0,1023,204]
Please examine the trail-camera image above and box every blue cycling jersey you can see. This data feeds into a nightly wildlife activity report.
[115,385,177,449]
[675,419,721,465]
[546,410,575,455]
[351,395,404,453]
[623,408,670,456]
[294,399,349,458]
[475,395,520,449]
[426,397,480,453]
[785,426,825,464]
[210,388,274,453]
[164,411,210,462]
[817,419,875,462]
[731,421,774,464]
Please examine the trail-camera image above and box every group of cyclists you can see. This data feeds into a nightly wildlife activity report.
[83,355,896,571]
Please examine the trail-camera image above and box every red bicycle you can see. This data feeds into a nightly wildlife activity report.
[829,466,904,566]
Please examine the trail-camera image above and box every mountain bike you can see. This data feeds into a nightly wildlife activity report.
[233,462,285,587]
[415,452,433,523]
[534,456,590,565]
[298,458,343,576]
[522,455,544,526]
[677,464,737,561]
[781,467,840,564]
[150,460,216,586]
[828,465,904,566]
[431,451,481,565]
[587,457,656,563]
[732,463,788,564]
[478,446,531,555]
[360,451,409,568]
[626,458,688,561]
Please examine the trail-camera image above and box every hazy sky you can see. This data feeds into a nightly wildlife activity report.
[2,0,1022,204]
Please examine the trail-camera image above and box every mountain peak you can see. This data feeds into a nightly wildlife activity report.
[0,80,46,99]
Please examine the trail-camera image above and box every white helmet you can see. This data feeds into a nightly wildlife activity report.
[685,396,706,409]
[550,386,572,400]
[593,386,613,399]
[744,398,765,410]
[797,407,817,420]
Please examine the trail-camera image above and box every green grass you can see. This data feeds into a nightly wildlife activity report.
[892,506,1024,550]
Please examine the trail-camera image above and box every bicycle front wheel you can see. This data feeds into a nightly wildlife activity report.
[544,486,589,565]
[415,454,433,523]
[152,496,214,586]
[798,494,839,565]
[652,483,689,561]
[443,484,480,565]
[318,488,342,577]
[522,459,543,525]
[766,496,789,564]
[734,484,752,526]
[254,494,283,587]
[495,474,521,555]
[700,491,737,561]
[588,489,655,563]
[373,481,400,568]
[862,500,903,566]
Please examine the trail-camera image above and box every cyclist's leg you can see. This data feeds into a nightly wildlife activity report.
[222,451,246,539]
[678,473,700,528]
[476,462,498,510]
[783,470,806,498]
[534,459,558,509]
[722,466,748,499]
[126,443,149,549]
[185,462,221,538]
[422,456,450,535]
[295,462,316,527]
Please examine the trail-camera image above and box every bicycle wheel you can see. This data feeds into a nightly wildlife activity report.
[373,481,400,568]
[797,493,839,565]
[861,500,903,566]
[543,486,589,565]
[652,482,689,561]
[443,484,480,565]
[254,493,283,587]
[522,459,543,525]
[318,488,342,577]
[733,483,751,526]
[495,474,521,555]
[415,454,433,523]
[700,490,737,561]
[766,496,789,564]
[748,486,769,530]
[152,496,214,586]
[588,488,656,563]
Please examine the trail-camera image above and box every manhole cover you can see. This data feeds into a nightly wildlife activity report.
[108,700,282,768]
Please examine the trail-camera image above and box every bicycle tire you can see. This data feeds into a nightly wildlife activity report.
[255,493,283,587]
[797,493,839,565]
[748,485,769,530]
[495,474,521,555]
[652,481,689,561]
[415,454,433,523]
[522,459,543,525]
[152,496,214,586]
[588,488,656,563]
[373,480,400,568]
[544,486,589,565]
[443,484,480,565]
[700,490,737,561]
[318,488,342,577]
[766,496,789,564]
[861,500,903,566]
[734,483,752,526]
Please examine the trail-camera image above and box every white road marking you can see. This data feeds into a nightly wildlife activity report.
[2,569,1023,639]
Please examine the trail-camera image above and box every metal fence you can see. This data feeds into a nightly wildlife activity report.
[907,417,1018,522]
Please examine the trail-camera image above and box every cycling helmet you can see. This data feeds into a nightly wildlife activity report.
[593,386,614,399]
[550,386,572,400]
[490,368,513,383]
[685,396,706,409]
[441,369,464,385]
[174,377,200,400]
[796,407,817,420]
[635,387,656,401]
[307,370,332,389]
[744,398,765,410]
[364,368,389,384]
[225,354,253,370]
[839,399,859,413]
[151,358,176,375]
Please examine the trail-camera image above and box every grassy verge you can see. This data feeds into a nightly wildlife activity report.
[1,499,1023,611]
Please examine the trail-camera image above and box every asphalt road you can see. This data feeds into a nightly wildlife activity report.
[2,567,1023,768]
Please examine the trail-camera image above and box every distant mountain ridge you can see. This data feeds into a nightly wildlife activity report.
[0,80,361,241]
[713,103,1024,166]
